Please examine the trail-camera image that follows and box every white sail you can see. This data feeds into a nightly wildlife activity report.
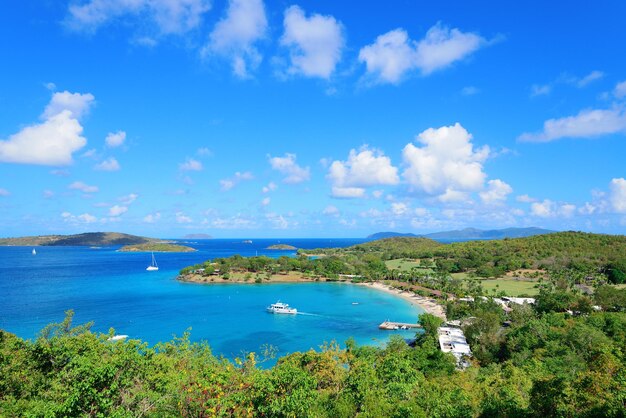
[146,252,159,271]
[32,248,36,255]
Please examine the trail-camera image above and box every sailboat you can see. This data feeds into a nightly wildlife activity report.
[146,252,159,271]
[32,248,36,255]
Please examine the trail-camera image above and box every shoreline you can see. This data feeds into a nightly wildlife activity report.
[357,282,447,320]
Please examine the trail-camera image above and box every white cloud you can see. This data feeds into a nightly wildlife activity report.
[479,179,512,204]
[266,212,289,229]
[331,186,365,199]
[176,211,193,223]
[519,108,626,142]
[108,205,128,216]
[261,197,270,206]
[402,123,489,199]
[268,153,310,184]
[94,157,121,171]
[577,70,604,87]
[0,188,9,197]
[66,0,210,36]
[0,91,94,166]
[615,81,626,99]
[220,171,254,191]
[119,193,139,205]
[61,211,98,223]
[43,190,54,199]
[516,194,536,203]
[610,178,626,213]
[203,0,267,78]
[322,205,340,216]
[179,158,203,171]
[143,212,161,223]
[105,131,126,147]
[358,23,487,84]
[391,202,408,215]
[262,182,277,193]
[372,190,384,199]
[530,199,576,218]
[43,91,95,120]
[328,147,398,197]
[69,181,99,193]
[280,5,344,79]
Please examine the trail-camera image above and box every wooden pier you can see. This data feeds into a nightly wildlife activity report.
[379,321,422,330]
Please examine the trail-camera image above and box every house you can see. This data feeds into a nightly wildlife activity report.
[438,326,472,369]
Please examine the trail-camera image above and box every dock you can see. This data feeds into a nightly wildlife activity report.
[379,321,422,330]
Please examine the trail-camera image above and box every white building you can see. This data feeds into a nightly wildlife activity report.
[438,326,472,369]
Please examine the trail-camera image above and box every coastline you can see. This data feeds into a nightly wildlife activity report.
[357,282,447,320]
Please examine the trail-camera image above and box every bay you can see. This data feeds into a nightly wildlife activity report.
[0,238,423,360]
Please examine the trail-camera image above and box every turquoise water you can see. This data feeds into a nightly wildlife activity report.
[0,239,423,360]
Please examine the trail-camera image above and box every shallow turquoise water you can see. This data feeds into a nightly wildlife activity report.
[0,239,423,359]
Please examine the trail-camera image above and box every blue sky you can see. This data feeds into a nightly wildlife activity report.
[1,0,626,238]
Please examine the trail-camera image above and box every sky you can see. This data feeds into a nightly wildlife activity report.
[1,0,626,238]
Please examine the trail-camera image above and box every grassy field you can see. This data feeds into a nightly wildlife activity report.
[480,279,539,296]
[385,258,435,271]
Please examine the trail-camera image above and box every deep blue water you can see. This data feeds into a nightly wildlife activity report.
[0,239,422,360]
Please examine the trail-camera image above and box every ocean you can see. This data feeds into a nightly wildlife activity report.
[0,238,423,360]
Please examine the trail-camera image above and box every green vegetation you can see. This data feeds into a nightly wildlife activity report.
[119,243,196,252]
[0,232,157,247]
[2,282,626,416]
[266,244,297,250]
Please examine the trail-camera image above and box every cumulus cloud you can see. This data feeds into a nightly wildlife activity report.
[61,211,98,223]
[391,202,409,215]
[328,147,398,198]
[0,91,94,166]
[176,211,193,223]
[261,197,271,206]
[179,158,203,171]
[519,108,626,142]
[479,179,513,204]
[268,153,310,184]
[322,205,339,216]
[530,199,576,218]
[108,205,128,216]
[203,0,267,78]
[280,5,344,79]
[69,181,99,193]
[262,182,277,193]
[516,194,536,203]
[220,171,254,191]
[94,157,121,171]
[331,187,366,199]
[143,212,161,223]
[105,131,126,147]
[610,178,626,213]
[358,23,487,84]
[66,0,210,36]
[402,123,489,199]
[119,193,138,205]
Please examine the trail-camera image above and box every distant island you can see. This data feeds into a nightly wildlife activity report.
[266,244,297,250]
[118,243,196,253]
[367,227,555,241]
[0,232,159,247]
[182,234,212,239]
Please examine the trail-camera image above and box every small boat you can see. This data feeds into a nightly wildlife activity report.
[32,248,36,255]
[243,240,253,244]
[146,252,159,271]
[266,301,297,314]
[351,302,359,305]
[107,335,128,342]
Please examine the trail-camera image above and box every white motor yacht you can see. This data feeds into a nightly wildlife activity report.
[266,301,297,314]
